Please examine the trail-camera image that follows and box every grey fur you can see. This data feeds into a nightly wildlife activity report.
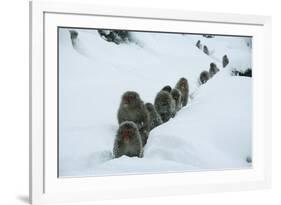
[162,85,172,93]
[203,45,209,55]
[154,90,176,123]
[175,77,189,107]
[145,103,163,130]
[209,62,220,78]
[113,121,143,158]
[117,91,150,146]
[199,70,210,84]
[171,88,182,112]
[222,54,229,68]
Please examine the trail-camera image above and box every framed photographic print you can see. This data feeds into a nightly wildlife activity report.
[30,0,272,204]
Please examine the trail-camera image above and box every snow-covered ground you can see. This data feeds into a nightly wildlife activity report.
[59,28,252,177]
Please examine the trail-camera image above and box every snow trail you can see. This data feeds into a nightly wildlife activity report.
[59,29,252,177]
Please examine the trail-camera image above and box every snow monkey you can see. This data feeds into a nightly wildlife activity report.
[154,90,176,123]
[246,156,252,163]
[196,40,202,49]
[161,85,172,93]
[209,62,220,78]
[199,70,210,84]
[117,91,150,146]
[222,54,229,68]
[97,29,130,44]
[69,30,78,46]
[175,77,189,107]
[171,88,182,112]
[113,121,143,158]
[203,45,209,55]
[145,103,163,130]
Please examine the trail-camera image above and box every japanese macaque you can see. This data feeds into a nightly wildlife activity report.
[246,156,252,163]
[222,54,229,68]
[154,90,176,122]
[97,29,130,44]
[209,62,220,78]
[113,121,143,158]
[145,103,163,130]
[175,77,189,107]
[196,40,202,49]
[171,88,182,112]
[69,30,78,46]
[203,45,209,55]
[199,70,210,84]
[117,91,150,146]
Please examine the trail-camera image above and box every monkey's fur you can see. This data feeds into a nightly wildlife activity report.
[113,121,143,158]
[199,71,210,84]
[222,54,229,68]
[117,91,150,146]
[203,45,209,55]
[162,85,172,93]
[175,77,189,107]
[171,88,182,112]
[209,62,220,78]
[145,103,163,130]
[154,90,176,123]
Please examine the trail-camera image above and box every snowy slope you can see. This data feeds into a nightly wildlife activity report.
[190,35,252,71]
[59,28,252,177]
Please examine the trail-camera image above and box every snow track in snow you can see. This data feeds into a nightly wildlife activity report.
[59,29,252,177]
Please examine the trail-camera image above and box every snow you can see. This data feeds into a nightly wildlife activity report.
[59,28,252,177]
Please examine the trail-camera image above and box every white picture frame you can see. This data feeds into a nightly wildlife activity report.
[29,0,272,204]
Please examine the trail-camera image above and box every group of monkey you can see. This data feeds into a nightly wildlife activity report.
[112,37,230,159]
[113,60,228,159]
[196,40,211,56]
[113,77,189,158]
[69,31,233,160]
[199,57,229,85]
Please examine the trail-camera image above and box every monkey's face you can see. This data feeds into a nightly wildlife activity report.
[121,128,134,144]
[122,92,140,108]
[180,80,187,90]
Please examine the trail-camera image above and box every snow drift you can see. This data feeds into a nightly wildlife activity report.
[58,28,252,177]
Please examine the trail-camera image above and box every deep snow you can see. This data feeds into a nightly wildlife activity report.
[59,28,252,177]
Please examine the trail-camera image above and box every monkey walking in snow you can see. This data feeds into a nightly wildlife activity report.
[117,91,150,146]
[113,121,143,158]
[175,77,189,107]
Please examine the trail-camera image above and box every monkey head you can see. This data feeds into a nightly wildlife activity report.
[178,77,187,90]
[210,62,217,69]
[118,121,139,144]
[162,85,172,93]
[69,30,78,40]
[121,91,141,108]
[145,103,154,112]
